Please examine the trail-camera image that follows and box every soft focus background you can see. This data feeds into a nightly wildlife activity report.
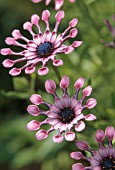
[0,0,115,170]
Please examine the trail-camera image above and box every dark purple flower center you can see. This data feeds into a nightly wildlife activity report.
[102,157,115,170]
[37,42,54,58]
[60,107,75,123]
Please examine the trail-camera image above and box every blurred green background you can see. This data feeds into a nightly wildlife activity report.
[0,0,115,170]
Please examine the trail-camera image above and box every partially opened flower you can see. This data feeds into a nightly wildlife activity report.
[1,10,82,76]
[32,0,76,10]
[70,126,115,170]
[27,76,97,143]
[101,15,115,48]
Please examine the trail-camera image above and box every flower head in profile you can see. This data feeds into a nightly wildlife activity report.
[1,10,82,76]
[70,126,115,170]
[101,15,115,48]
[32,0,76,10]
[27,76,97,143]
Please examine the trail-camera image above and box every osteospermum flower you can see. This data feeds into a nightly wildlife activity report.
[101,15,115,48]
[1,10,82,76]
[32,0,76,10]
[27,76,97,143]
[70,126,115,170]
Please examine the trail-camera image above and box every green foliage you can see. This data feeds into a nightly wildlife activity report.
[0,0,115,169]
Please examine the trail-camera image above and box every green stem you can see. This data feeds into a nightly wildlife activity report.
[52,65,62,82]
[29,74,36,93]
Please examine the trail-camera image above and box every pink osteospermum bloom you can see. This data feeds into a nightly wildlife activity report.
[70,126,115,170]
[101,15,115,48]
[27,76,97,143]
[32,0,76,10]
[1,10,82,76]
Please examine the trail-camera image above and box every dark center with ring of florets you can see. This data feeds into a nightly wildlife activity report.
[60,107,75,123]
[101,157,115,170]
[37,42,54,58]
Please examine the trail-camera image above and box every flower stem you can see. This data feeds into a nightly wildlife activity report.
[29,73,36,93]
[52,65,62,82]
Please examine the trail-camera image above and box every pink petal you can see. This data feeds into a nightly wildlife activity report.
[92,166,102,170]
[53,134,64,143]
[85,114,96,121]
[53,59,63,66]
[76,140,89,150]
[27,120,40,131]
[60,75,69,89]
[32,0,42,3]
[86,98,97,109]
[5,37,16,45]
[75,121,85,132]
[72,41,83,47]
[36,130,48,140]
[25,66,35,74]
[95,129,105,142]
[45,0,51,5]
[69,0,76,2]
[82,86,92,97]
[31,14,40,25]
[70,28,78,38]
[55,10,64,22]
[38,67,49,75]
[27,105,40,116]
[65,132,75,141]
[23,22,32,31]
[72,163,85,170]
[74,77,84,90]
[69,18,78,27]
[2,59,14,68]
[9,68,21,76]
[30,94,42,105]
[105,126,115,140]
[1,48,13,55]
[65,46,74,54]
[45,79,56,93]
[70,152,84,160]
[42,10,50,21]
[55,0,64,10]
[12,29,22,39]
